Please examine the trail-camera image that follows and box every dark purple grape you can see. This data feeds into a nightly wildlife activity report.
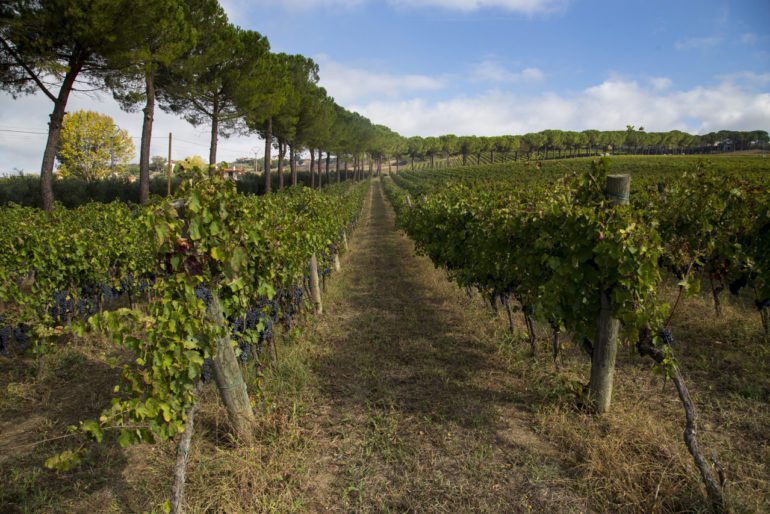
[658,328,674,346]
[202,358,214,383]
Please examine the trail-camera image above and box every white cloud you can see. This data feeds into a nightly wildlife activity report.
[316,54,446,104]
[649,76,672,91]
[472,61,545,83]
[228,0,567,13]
[221,0,363,19]
[717,71,770,87]
[350,76,770,137]
[389,0,569,14]
[675,36,723,50]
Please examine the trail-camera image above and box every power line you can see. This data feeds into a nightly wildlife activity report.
[0,128,47,135]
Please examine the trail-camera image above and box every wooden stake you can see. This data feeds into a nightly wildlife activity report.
[170,382,202,514]
[208,295,256,444]
[309,254,323,314]
[589,174,630,414]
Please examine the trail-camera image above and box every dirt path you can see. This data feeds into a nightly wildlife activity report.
[299,179,587,513]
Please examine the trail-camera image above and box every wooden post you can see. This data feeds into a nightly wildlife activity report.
[333,253,341,272]
[589,174,630,415]
[167,132,172,196]
[170,382,202,514]
[208,295,256,443]
[342,230,349,251]
[309,254,323,314]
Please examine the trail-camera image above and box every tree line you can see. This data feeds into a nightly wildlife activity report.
[400,127,769,169]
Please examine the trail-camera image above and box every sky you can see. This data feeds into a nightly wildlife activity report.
[1,0,769,174]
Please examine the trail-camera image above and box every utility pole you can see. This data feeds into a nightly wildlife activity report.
[167,132,172,196]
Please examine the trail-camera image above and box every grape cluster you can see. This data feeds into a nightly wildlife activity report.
[259,318,273,345]
[202,358,214,383]
[729,274,748,295]
[13,324,30,352]
[0,321,11,355]
[238,341,251,363]
[278,286,304,326]
[194,285,213,308]
[100,283,119,305]
[658,328,675,346]
[49,290,75,323]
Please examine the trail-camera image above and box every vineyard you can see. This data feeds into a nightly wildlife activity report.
[0,155,768,513]
[2,0,769,511]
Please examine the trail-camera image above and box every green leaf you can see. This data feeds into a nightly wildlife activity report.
[81,420,104,443]
[45,449,82,472]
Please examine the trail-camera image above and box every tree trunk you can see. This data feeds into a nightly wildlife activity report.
[40,55,84,212]
[277,139,285,190]
[139,67,155,205]
[336,154,341,183]
[209,295,255,444]
[290,145,297,186]
[208,96,219,169]
[310,149,315,188]
[325,151,331,185]
[264,117,272,193]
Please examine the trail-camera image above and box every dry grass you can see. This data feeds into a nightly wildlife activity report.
[1,179,767,513]
[486,277,770,513]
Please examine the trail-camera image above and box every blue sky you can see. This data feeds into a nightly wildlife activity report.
[1,0,768,173]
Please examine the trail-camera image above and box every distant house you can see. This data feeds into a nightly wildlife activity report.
[714,139,734,152]
[222,167,247,180]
